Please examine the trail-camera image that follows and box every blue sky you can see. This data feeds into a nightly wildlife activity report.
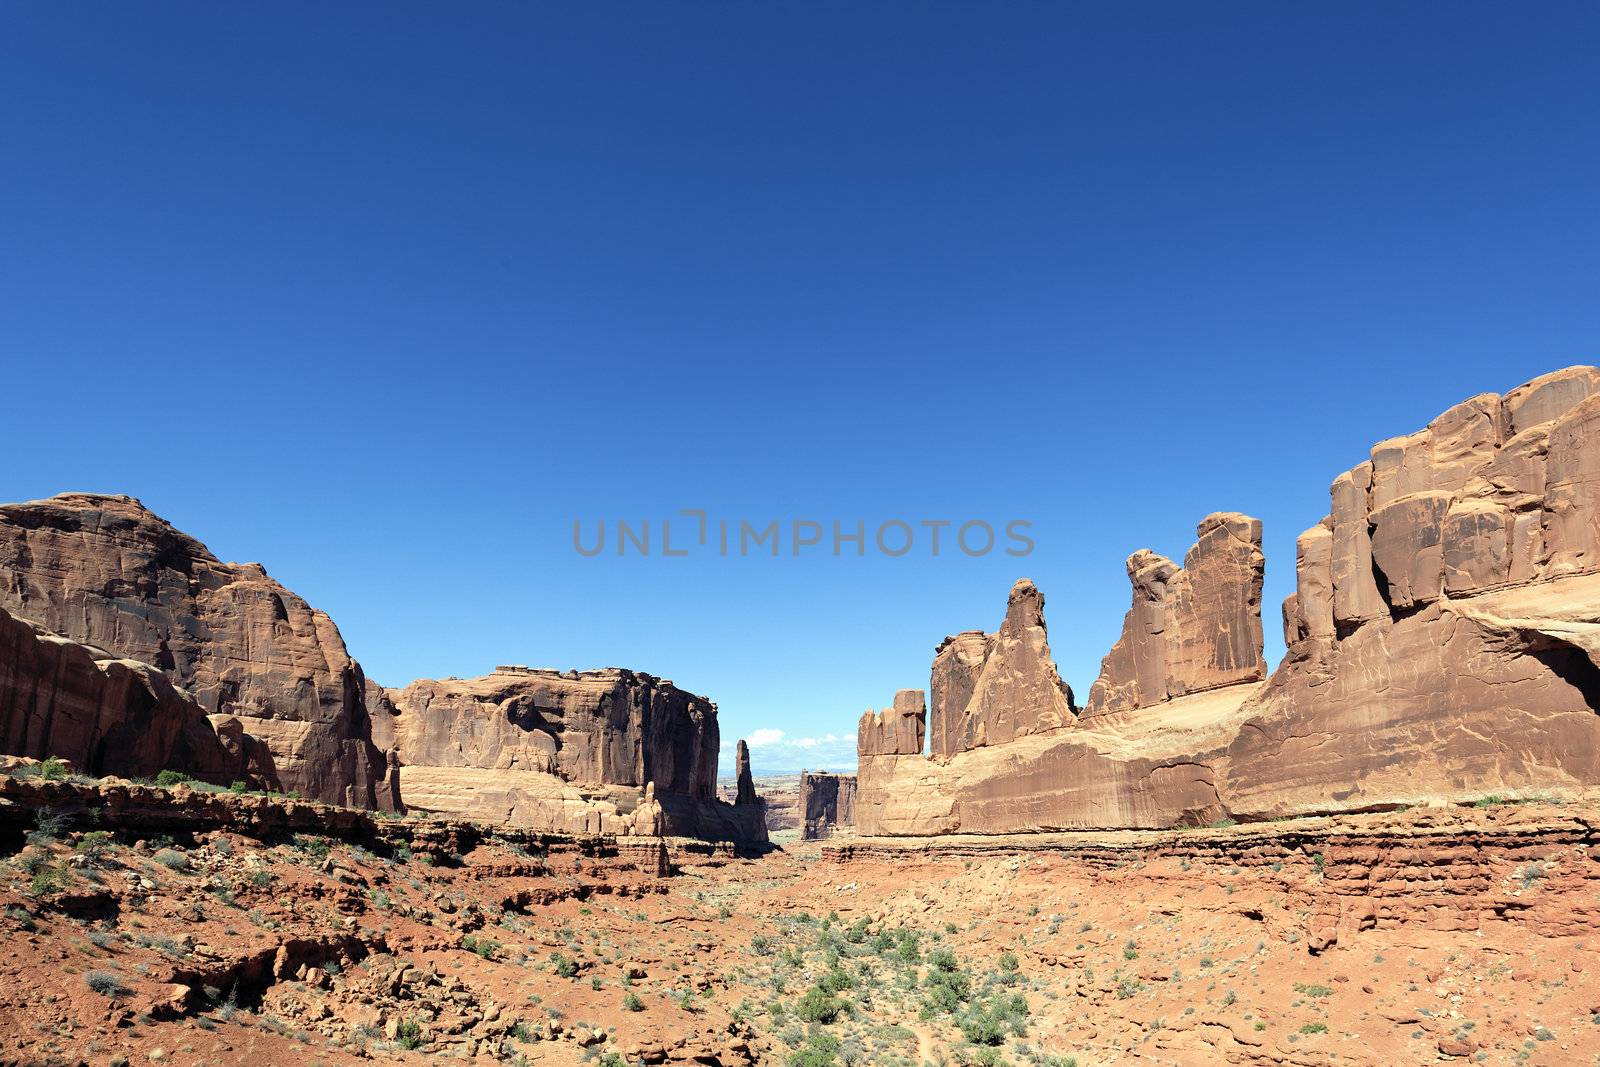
[3,5,1597,776]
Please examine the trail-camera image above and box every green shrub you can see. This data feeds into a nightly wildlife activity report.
[623,992,643,1012]
[155,769,193,787]
[796,985,844,1024]
[787,1032,842,1067]
[1299,1022,1328,1035]
[551,953,578,978]
[85,970,129,997]
[38,757,69,781]
[292,834,331,860]
[395,1019,424,1049]
[462,935,500,960]
[74,830,115,865]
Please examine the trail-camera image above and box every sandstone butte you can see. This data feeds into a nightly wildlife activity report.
[797,770,856,840]
[0,493,765,846]
[858,365,1600,836]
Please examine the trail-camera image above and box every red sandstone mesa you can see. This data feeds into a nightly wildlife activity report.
[858,365,1600,836]
[372,667,767,844]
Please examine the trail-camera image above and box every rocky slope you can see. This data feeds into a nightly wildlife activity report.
[859,366,1600,835]
[0,495,396,809]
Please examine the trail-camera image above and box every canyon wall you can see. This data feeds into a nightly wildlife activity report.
[858,366,1600,836]
[0,494,396,808]
[375,666,766,844]
[798,770,856,840]
[0,604,256,783]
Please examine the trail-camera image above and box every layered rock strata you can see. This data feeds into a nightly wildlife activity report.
[0,494,395,808]
[376,666,766,844]
[798,770,856,840]
[858,367,1600,835]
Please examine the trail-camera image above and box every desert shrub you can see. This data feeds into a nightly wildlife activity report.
[796,986,844,1024]
[462,935,500,960]
[74,830,115,865]
[292,834,331,860]
[787,1031,842,1067]
[1299,1022,1328,1034]
[85,970,129,997]
[395,1018,424,1049]
[155,769,193,787]
[154,848,191,872]
[623,992,643,1012]
[550,952,578,978]
[28,807,70,845]
[28,862,67,896]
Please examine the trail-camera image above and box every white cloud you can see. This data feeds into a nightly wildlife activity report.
[745,728,787,747]
[721,728,858,777]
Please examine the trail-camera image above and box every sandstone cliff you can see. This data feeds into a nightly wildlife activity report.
[0,604,254,783]
[1083,513,1265,717]
[0,494,395,808]
[798,770,856,840]
[858,367,1600,835]
[378,666,766,844]
[927,579,1075,759]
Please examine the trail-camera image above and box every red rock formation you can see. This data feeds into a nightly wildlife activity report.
[0,495,394,808]
[798,770,856,840]
[378,666,765,844]
[734,740,758,806]
[857,689,926,757]
[926,579,1074,757]
[1084,514,1265,717]
[859,367,1600,835]
[0,605,250,783]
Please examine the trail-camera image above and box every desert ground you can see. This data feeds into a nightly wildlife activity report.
[3,775,1595,1067]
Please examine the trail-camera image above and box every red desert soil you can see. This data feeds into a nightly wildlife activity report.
[2,787,1598,1067]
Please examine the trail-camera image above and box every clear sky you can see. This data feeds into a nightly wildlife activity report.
[3,5,1597,776]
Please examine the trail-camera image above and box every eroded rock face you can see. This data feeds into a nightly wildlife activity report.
[0,605,250,783]
[857,367,1600,835]
[926,580,1073,757]
[1084,514,1265,717]
[382,666,765,844]
[798,771,856,840]
[857,689,927,757]
[0,494,391,808]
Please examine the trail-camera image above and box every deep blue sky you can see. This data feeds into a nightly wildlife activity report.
[3,5,1596,775]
